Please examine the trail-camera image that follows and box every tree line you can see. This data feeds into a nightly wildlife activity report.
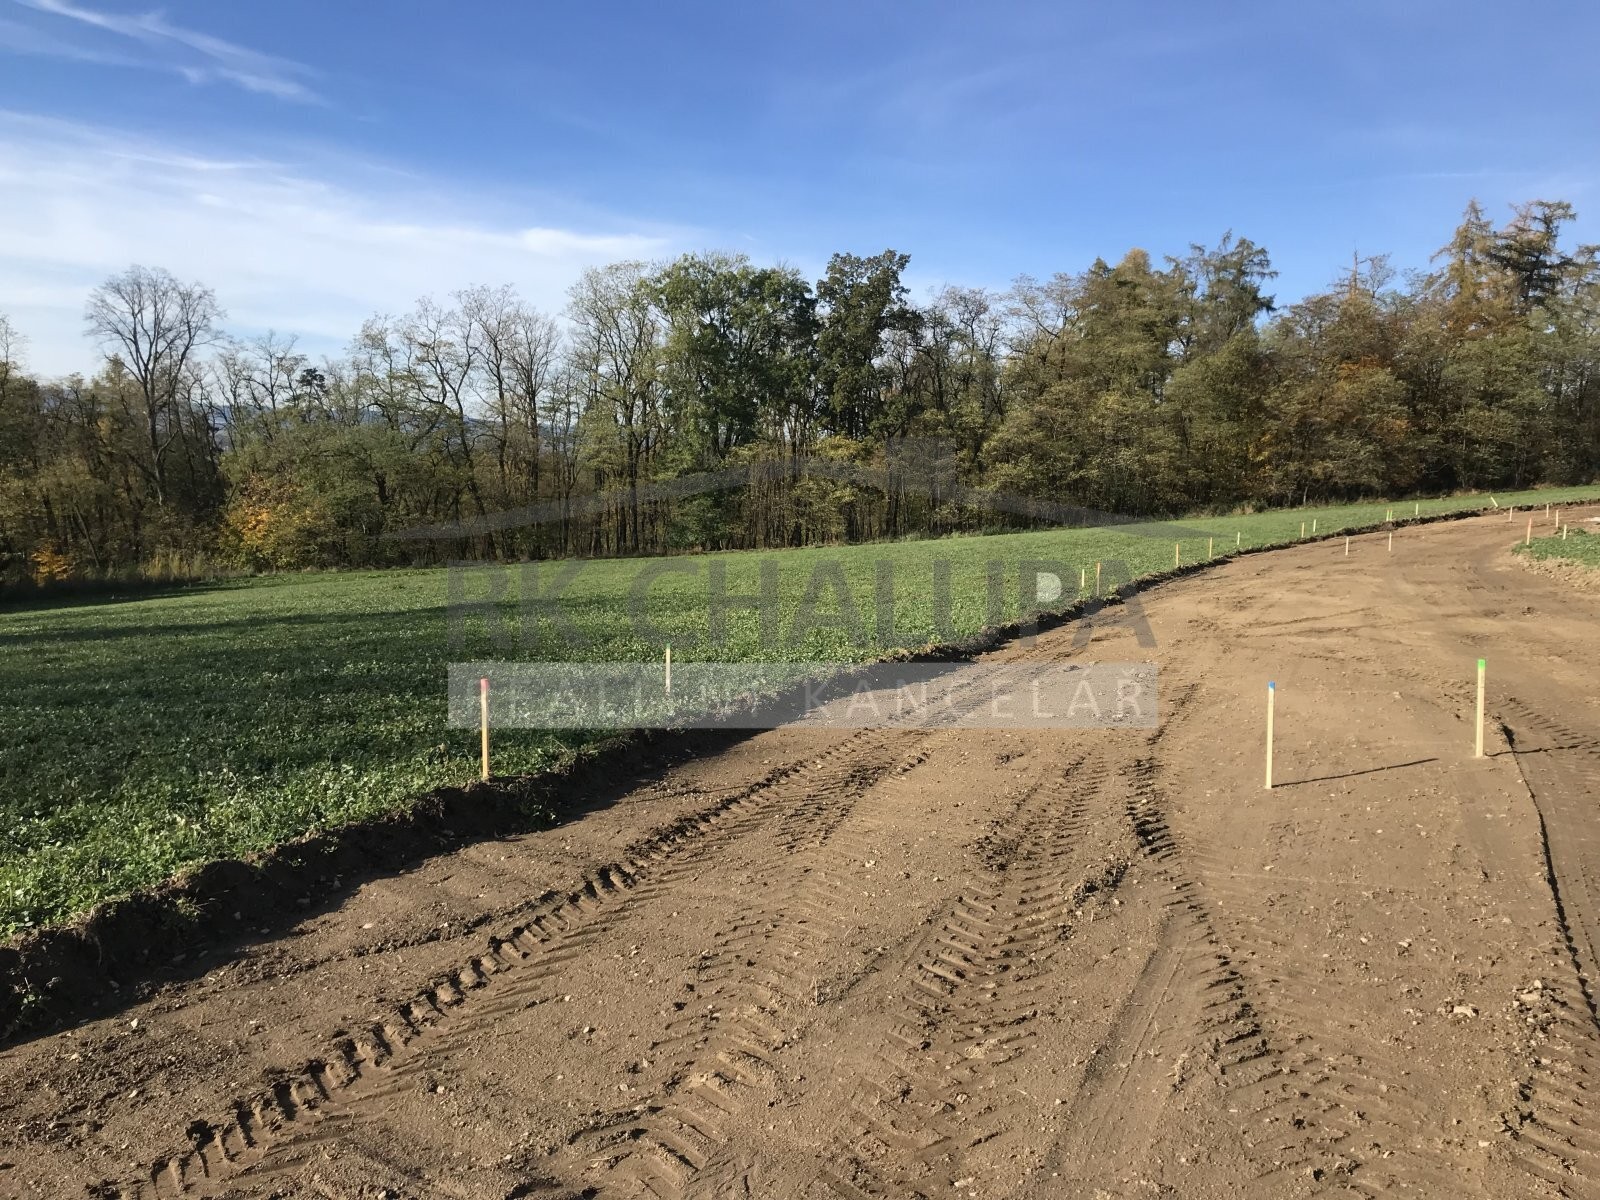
[1,198,1596,585]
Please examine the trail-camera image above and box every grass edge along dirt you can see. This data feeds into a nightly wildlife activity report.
[1,485,1596,939]
[1516,523,1600,569]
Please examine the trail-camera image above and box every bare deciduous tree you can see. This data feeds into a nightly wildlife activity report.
[85,266,222,505]
[568,262,663,552]
[0,312,25,419]
[212,332,308,450]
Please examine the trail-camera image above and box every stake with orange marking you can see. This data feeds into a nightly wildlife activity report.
[1095,561,1102,596]
[1526,518,1533,546]
[479,676,491,782]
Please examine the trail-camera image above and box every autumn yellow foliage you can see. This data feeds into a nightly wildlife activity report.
[222,477,337,569]
[28,546,74,583]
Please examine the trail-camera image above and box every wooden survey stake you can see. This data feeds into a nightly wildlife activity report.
[480,677,490,782]
[1265,681,1276,790]
[1475,659,1486,759]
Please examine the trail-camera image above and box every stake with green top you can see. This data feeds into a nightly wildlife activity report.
[1475,659,1486,759]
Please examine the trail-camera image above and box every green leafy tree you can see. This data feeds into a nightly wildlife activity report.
[816,250,915,440]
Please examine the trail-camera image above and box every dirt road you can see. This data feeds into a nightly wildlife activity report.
[4,509,1600,1199]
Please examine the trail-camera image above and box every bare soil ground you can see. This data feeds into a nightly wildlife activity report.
[4,507,1600,1200]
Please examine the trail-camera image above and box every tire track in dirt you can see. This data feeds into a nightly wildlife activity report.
[555,736,949,1199]
[555,689,1159,1197]
[1181,831,1497,1191]
[806,752,1124,1199]
[512,655,1105,1197]
[1042,718,1493,1198]
[1500,700,1600,1197]
[1151,596,1565,1195]
[803,682,1203,1198]
[94,726,936,1200]
[1041,754,1271,1199]
[101,633,1117,1198]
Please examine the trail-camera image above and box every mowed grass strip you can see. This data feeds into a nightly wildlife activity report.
[2,485,1595,935]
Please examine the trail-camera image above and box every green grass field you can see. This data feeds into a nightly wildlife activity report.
[1516,522,1600,569]
[3,485,1596,936]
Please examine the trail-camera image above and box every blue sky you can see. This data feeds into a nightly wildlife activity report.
[2,0,1596,374]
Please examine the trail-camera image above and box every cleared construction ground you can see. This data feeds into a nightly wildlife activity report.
[5,507,1600,1199]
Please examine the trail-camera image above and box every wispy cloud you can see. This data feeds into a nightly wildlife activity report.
[0,12,131,64]
[0,113,686,375]
[8,0,320,101]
